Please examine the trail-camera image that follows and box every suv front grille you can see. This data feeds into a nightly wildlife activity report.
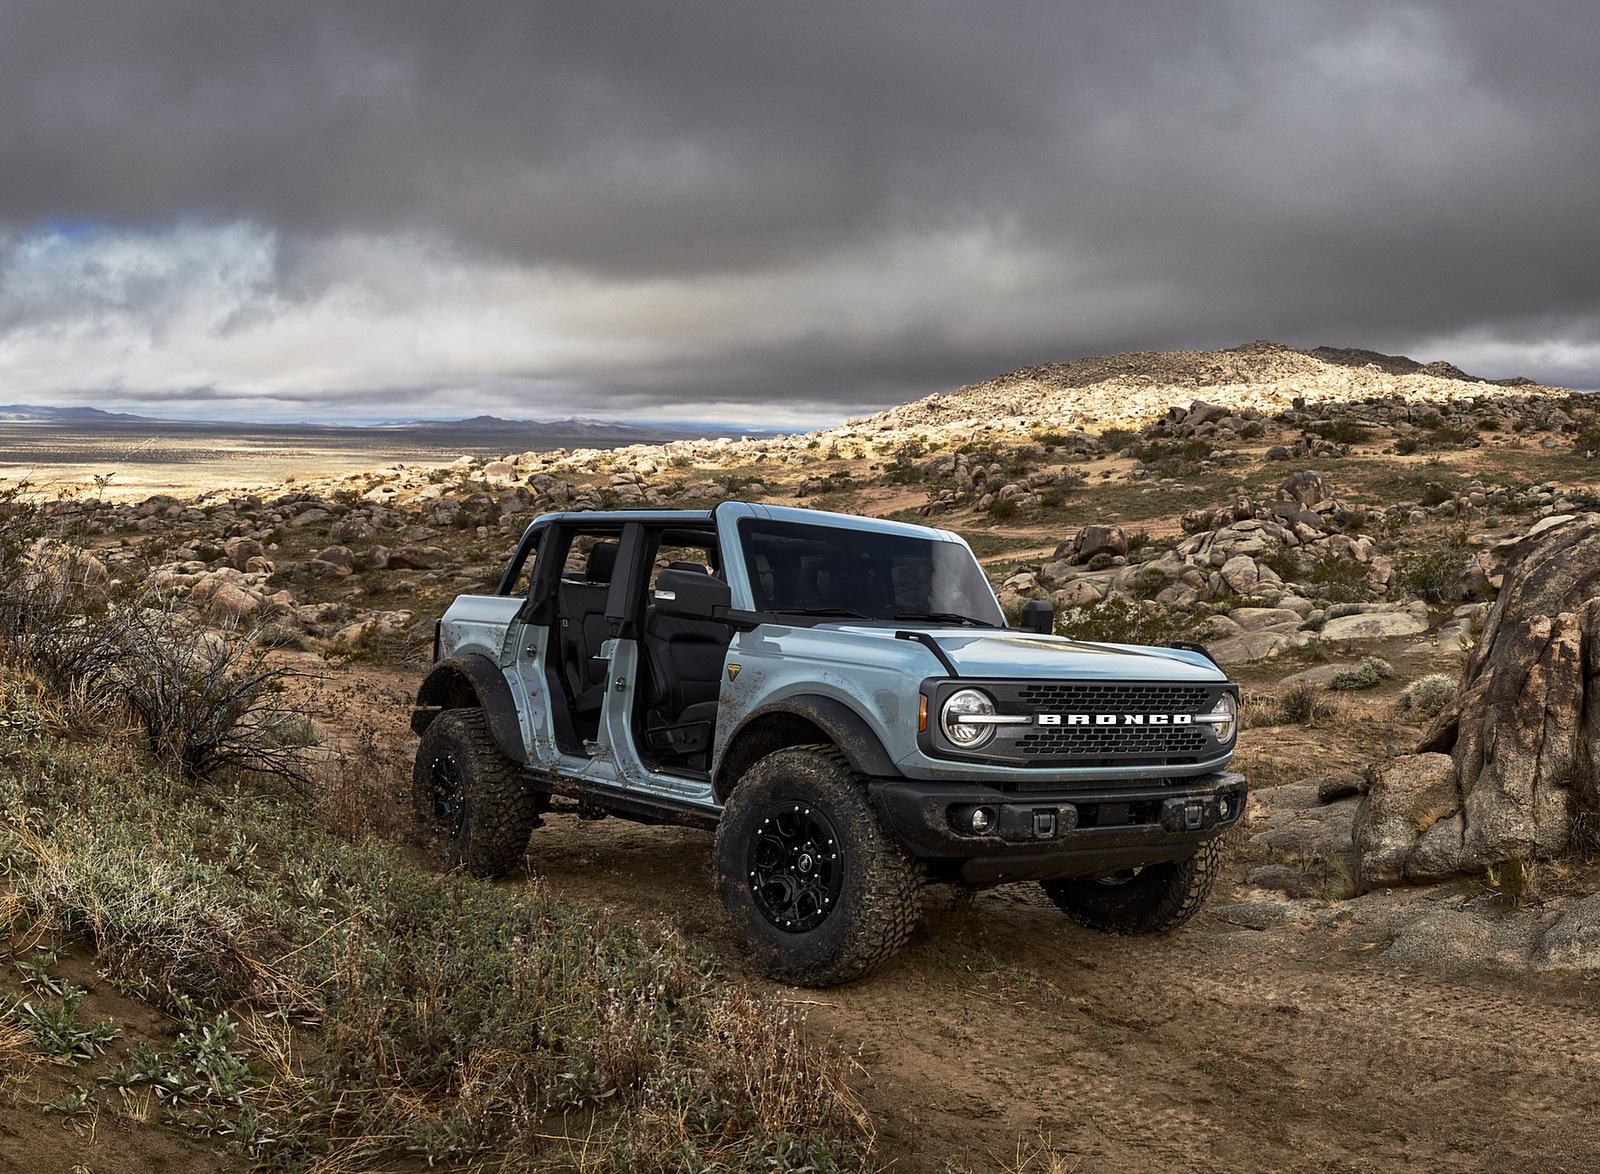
[925,677,1231,771]
[1016,683,1211,712]
[1017,724,1208,758]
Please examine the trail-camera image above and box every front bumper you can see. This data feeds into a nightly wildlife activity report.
[869,771,1246,886]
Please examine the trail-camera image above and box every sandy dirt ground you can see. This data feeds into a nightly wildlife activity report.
[299,664,1600,1174]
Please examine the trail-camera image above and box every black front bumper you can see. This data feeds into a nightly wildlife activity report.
[869,771,1246,886]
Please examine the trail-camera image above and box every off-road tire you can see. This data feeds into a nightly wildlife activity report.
[1041,837,1221,935]
[715,745,921,987]
[412,709,541,879]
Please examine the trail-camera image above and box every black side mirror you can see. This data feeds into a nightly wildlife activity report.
[1019,599,1055,635]
[653,566,732,622]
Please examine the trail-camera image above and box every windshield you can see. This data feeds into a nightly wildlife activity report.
[737,518,1004,626]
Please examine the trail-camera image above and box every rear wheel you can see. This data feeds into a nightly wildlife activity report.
[1040,839,1221,934]
[715,746,921,986]
[412,709,542,879]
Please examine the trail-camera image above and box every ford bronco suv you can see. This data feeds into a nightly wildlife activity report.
[412,502,1243,986]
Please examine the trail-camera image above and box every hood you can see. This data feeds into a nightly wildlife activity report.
[834,625,1226,682]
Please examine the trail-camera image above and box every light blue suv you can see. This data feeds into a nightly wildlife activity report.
[412,502,1243,985]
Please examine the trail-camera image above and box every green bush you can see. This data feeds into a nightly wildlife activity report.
[0,673,872,1171]
[1395,550,1468,604]
[1099,427,1137,452]
[1328,655,1395,691]
[1056,595,1195,646]
[1397,673,1458,718]
[1304,419,1372,445]
[1303,549,1374,603]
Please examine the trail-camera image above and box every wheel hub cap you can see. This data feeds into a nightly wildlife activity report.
[747,803,844,933]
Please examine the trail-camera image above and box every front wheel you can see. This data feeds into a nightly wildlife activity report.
[1040,838,1221,935]
[412,709,542,879]
[715,746,921,986]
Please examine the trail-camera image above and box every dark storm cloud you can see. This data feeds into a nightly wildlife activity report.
[1,0,1598,420]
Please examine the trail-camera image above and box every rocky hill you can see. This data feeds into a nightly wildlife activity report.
[846,339,1568,440]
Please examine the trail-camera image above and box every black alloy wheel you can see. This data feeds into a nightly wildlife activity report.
[747,802,845,933]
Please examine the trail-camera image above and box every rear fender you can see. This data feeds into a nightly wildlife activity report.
[412,653,527,763]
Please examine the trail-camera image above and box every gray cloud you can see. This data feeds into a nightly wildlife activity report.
[1,0,1598,423]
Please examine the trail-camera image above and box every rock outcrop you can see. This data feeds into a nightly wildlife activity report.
[1354,514,1600,888]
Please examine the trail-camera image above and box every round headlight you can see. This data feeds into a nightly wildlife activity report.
[941,688,997,748]
[1207,693,1238,744]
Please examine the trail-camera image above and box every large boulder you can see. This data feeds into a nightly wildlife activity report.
[1354,514,1600,886]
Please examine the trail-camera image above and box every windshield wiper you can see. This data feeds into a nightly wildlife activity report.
[892,611,997,628]
[779,607,872,619]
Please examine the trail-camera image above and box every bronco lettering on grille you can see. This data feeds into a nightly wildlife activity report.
[1035,713,1194,726]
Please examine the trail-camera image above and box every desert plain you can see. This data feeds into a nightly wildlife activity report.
[3,340,1600,1172]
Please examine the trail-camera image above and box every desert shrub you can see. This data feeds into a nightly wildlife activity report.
[1302,549,1374,603]
[1259,546,1301,582]
[1421,422,1478,449]
[1304,419,1372,445]
[1126,438,1213,478]
[1133,565,1171,599]
[987,498,1019,520]
[113,611,321,789]
[1056,595,1195,646]
[1573,425,1600,453]
[0,675,873,1171]
[1397,673,1457,718]
[1085,551,1115,571]
[1273,682,1339,726]
[1242,683,1338,728]
[1393,435,1421,455]
[1329,655,1395,691]
[1395,549,1468,604]
[1331,507,1366,533]
[1098,426,1138,451]
[0,489,318,792]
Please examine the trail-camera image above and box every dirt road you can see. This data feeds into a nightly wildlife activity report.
[332,666,1600,1173]
[515,810,1600,1173]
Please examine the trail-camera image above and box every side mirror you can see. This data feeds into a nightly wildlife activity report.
[1018,599,1055,635]
[653,566,732,622]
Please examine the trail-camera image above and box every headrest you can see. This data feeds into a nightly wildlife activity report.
[585,541,619,583]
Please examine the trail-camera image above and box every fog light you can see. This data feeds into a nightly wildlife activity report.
[1218,793,1235,821]
[970,806,993,832]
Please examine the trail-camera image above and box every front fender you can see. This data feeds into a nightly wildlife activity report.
[412,653,527,763]
[714,695,900,799]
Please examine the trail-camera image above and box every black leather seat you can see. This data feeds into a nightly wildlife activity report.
[639,562,732,758]
[557,541,618,735]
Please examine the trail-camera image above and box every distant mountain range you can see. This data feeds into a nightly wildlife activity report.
[0,406,772,451]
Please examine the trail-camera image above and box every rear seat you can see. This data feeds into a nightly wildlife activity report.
[639,561,733,758]
[556,541,618,736]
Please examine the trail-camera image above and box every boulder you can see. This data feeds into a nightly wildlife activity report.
[1320,610,1428,641]
[223,536,266,570]
[1352,513,1600,885]
[1355,753,1457,889]
[1276,470,1331,509]
[386,545,454,571]
[1533,895,1600,970]
[1219,555,1259,594]
[1414,515,1600,865]
[1072,524,1127,563]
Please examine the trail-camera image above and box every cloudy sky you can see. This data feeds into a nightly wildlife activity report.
[1,1,1596,427]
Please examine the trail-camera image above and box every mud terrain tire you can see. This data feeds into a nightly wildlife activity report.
[1041,837,1221,934]
[715,745,921,986]
[412,709,541,879]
